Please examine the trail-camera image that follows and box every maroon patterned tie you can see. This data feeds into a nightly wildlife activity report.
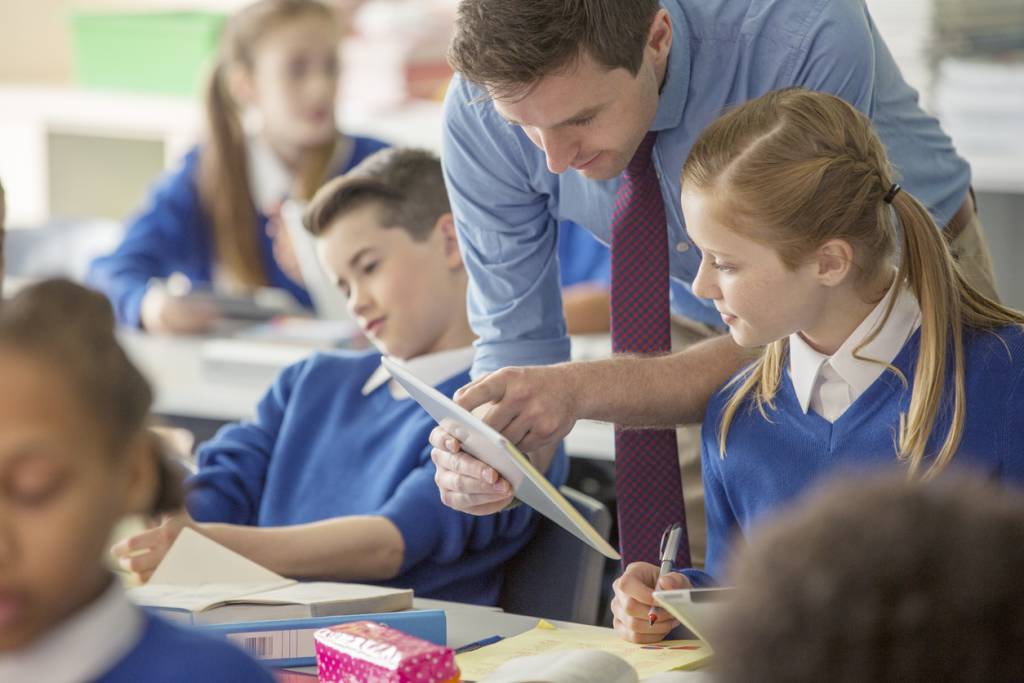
[609,131,690,568]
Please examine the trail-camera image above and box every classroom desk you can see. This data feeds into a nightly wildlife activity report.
[118,328,617,461]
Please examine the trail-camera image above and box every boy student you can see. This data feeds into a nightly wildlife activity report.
[113,148,568,606]
[714,475,1024,682]
[429,0,999,571]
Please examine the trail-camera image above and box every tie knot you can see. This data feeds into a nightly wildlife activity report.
[625,131,658,178]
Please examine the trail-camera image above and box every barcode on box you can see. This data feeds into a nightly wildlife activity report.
[242,636,273,658]
[226,627,316,662]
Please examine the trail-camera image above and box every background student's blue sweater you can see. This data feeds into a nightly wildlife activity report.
[187,349,569,606]
[87,135,389,327]
[100,612,274,682]
[682,325,1024,587]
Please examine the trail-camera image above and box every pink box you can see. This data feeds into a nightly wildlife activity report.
[315,621,459,683]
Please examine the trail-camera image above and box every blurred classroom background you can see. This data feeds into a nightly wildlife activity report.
[1,0,1021,307]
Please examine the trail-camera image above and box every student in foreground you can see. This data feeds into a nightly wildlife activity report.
[113,148,568,605]
[714,475,1024,682]
[0,280,274,682]
[611,88,1024,642]
[88,0,388,334]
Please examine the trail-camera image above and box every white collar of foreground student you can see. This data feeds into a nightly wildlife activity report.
[789,280,922,418]
[0,577,144,683]
[363,346,477,400]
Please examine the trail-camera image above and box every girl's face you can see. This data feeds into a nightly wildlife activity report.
[316,204,471,361]
[0,351,151,651]
[245,13,340,152]
[683,187,828,348]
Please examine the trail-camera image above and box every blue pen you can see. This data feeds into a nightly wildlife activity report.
[454,634,504,654]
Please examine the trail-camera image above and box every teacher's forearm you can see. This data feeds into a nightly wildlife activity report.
[569,334,754,427]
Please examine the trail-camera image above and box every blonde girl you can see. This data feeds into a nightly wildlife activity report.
[0,280,274,681]
[612,87,1024,643]
[88,0,388,334]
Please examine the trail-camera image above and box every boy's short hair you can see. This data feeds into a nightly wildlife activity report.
[303,148,449,241]
[714,474,1024,683]
[448,0,660,99]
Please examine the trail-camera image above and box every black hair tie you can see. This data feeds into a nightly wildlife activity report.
[883,183,901,204]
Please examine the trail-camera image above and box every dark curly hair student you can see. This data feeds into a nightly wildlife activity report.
[713,474,1024,683]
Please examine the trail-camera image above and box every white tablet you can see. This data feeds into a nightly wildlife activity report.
[652,587,735,648]
[381,356,621,560]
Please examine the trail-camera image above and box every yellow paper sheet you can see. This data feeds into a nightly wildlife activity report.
[456,620,712,681]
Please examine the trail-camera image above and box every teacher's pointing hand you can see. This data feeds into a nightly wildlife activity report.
[429,364,580,515]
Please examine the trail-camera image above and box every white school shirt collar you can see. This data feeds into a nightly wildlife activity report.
[247,135,294,214]
[0,577,144,683]
[362,346,476,400]
[789,281,922,421]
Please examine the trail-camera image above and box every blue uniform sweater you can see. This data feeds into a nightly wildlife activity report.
[187,350,569,606]
[98,612,274,682]
[684,325,1024,586]
[87,135,389,327]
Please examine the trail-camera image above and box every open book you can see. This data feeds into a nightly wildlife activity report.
[127,528,412,625]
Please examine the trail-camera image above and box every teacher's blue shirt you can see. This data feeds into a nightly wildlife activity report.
[442,0,971,375]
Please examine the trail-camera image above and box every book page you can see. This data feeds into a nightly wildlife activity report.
[129,581,290,612]
[234,581,412,610]
[456,621,712,681]
[149,528,291,586]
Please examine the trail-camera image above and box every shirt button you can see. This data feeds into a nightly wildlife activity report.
[675,242,690,252]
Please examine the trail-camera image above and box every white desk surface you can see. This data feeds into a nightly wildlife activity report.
[119,328,616,461]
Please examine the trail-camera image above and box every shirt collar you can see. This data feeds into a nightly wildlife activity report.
[362,346,476,399]
[0,577,145,683]
[789,280,922,414]
[247,135,294,214]
[650,2,691,133]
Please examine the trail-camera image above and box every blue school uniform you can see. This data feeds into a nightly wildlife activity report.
[87,135,389,327]
[186,349,569,606]
[100,612,275,683]
[682,325,1024,586]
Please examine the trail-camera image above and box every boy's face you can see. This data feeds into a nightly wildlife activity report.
[316,204,467,360]
[0,352,148,651]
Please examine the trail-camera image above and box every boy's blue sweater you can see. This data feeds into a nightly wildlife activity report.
[187,350,569,606]
[684,325,1024,586]
[99,612,274,682]
[88,136,388,327]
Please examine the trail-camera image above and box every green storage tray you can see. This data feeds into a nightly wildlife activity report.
[71,11,226,96]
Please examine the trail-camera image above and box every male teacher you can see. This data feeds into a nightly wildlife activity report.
[429,0,997,637]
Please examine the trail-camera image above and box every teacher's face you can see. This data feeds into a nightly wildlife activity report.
[489,17,670,181]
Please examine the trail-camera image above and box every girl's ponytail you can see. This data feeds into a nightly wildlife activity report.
[888,189,966,477]
[198,61,266,289]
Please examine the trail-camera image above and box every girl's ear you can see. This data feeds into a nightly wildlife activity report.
[433,213,463,270]
[815,238,855,287]
[120,431,159,517]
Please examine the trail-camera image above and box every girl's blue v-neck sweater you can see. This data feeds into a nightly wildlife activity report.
[683,325,1024,586]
